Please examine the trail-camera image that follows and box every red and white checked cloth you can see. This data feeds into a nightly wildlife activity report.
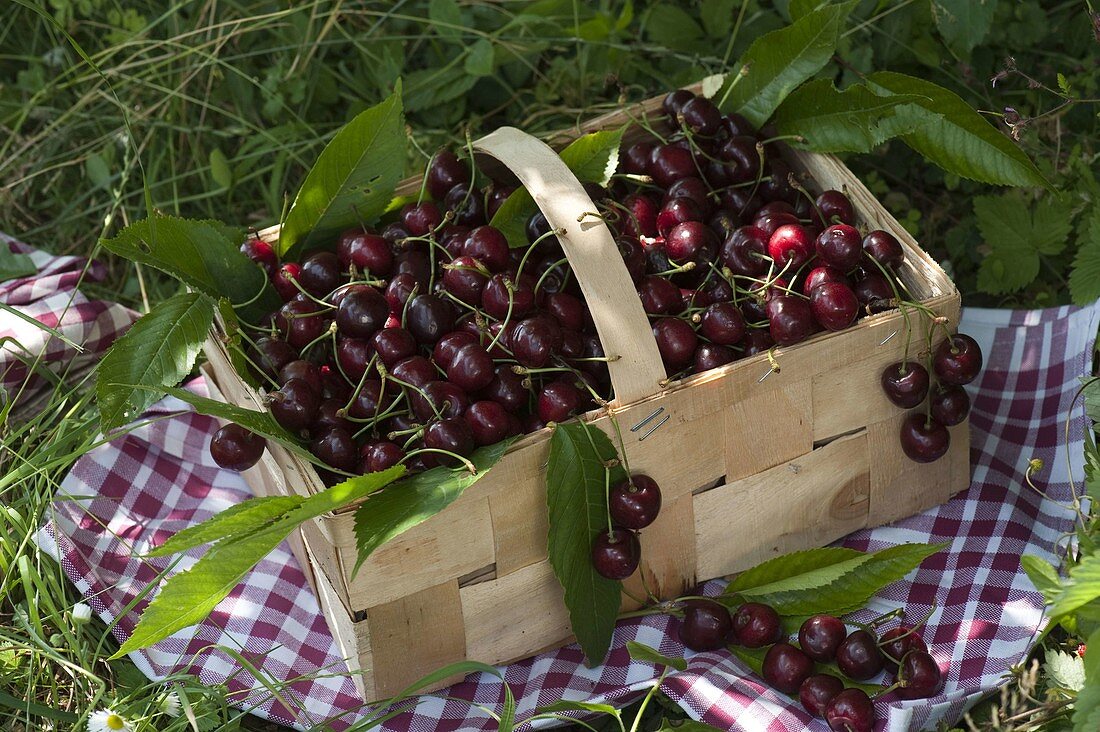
[9,235,1097,731]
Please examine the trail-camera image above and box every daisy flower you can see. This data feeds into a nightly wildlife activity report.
[88,709,131,732]
[159,689,182,718]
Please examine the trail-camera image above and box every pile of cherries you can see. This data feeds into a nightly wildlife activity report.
[674,599,943,731]
[207,86,979,479]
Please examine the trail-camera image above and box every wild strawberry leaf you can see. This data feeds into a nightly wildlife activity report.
[96,292,215,429]
[931,0,997,57]
[112,466,405,657]
[974,193,1074,295]
[352,439,514,572]
[1050,552,1100,620]
[1074,627,1100,731]
[279,84,405,257]
[0,245,35,282]
[713,1,856,126]
[772,80,926,153]
[866,72,1048,188]
[1069,208,1100,306]
[546,421,626,666]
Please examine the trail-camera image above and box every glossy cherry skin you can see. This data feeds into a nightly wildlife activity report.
[400,201,443,237]
[609,474,662,529]
[836,630,885,680]
[862,230,904,270]
[543,292,586,332]
[463,226,511,273]
[732,602,781,648]
[441,255,488,305]
[464,400,510,446]
[620,193,659,239]
[405,294,457,345]
[815,190,856,226]
[653,317,698,371]
[900,413,950,463]
[269,378,321,434]
[422,417,475,467]
[445,343,494,392]
[411,381,469,423]
[591,529,641,580]
[391,355,436,389]
[358,440,405,474]
[720,226,770,277]
[798,615,848,663]
[210,423,266,471]
[853,272,894,311]
[481,273,536,320]
[815,224,863,271]
[252,337,297,379]
[385,272,419,312]
[623,141,656,175]
[650,144,697,188]
[337,229,393,276]
[754,210,800,239]
[335,337,373,382]
[433,331,478,370]
[718,135,762,184]
[483,365,529,412]
[662,89,695,119]
[427,148,471,201]
[810,282,859,331]
[512,317,559,369]
[666,221,715,262]
[336,285,389,339]
[799,674,845,717]
[768,295,817,346]
[879,625,928,671]
[802,265,849,297]
[763,643,815,694]
[310,427,357,472]
[700,302,747,345]
[638,275,683,315]
[742,329,776,356]
[881,361,930,409]
[278,299,329,350]
[930,384,970,426]
[768,224,814,272]
[693,343,736,373]
[678,599,732,652]
[656,196,702,237]
[298,251,343,298]
[278,359,321,390]
[824,688,875,732]
[666,177,714,216]
[313,398,354,434]
[679,96,721,136]
[371,327,417,367]
[897,650,943,699]
[444,183,485,227]
[933,333,983,386]
[537,380,582,423]
[241,237,277,277]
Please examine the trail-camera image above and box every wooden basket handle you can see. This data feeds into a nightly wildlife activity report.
[473,127,666,406]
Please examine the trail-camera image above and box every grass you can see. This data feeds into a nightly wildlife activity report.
[1,1,1095,730]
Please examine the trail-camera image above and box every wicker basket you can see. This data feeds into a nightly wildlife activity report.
[202,93,969,701]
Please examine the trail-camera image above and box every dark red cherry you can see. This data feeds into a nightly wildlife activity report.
[799,674,844,717]
[742,329,775,356]
[802,265,848,296]
[623,141,656,175]
[391,355,436,389]
[273,262,303,301]
[210,423,266,471]
[662,89,695,119]
[700,302,746,345]
[358,440,405,474]
[881,362,930,409]
[278,300,328,350]
[336,285,389,339]
[609,474,662,529]
[809,282,859,331]
[853,272,894,310]
[347,379,387,420]
[665,221,715,263]
[335,336,373,382]
[650,144,697,188]
[442,255,489,305]
[278,359,321,389]
[543,292,586,332]
[879,625,928,671]
[652,317,698,371]
[444,183,485,227]
[320,364,352,402]
[447,343,495,392]
[720,186,764,219]
[638,275,682,315]
[666,177,714,217]
[760,159,798,204]
[815,224,863,271]
[405,294,457,345]
[816,190,856,226]
[835,630,885,680]
[620,193,659,239]
[718,135,762,184]
[693,343,735,373]
[900,413,950,463]
[463,226,511,273]
[537,380,582,423]
[464,400,510,446]
[393,248,432,288]
[656,196,702,238]
[768,295,816,346]
[679,96,721,136]
[252,337,297,379]
[768,224,814,273]
[433,331,478,370]
[897,650,943,699]
[241,237,277,277]
[298,251,342,298]
[720,226,770,277]
[385,272,419,312]
[313,398,353,434]
[337,229,393,276]
[481,273,536,320]
[930,384,970,426]
[310,427,357,472]
[720,112,757,138]
[269,378,321,433]
[798,615,848,663]
[422,417,475,467]
[426,149,471,201]
[591,529,641,580]
[754,210,801,239]
[732,602,781,648]
[401,201,443,237]
[862,230,904,270]
[933,333,983,386]
[824,689,875,732]
[485,183,515,219]
[371,327,416,367]
[483,364,528,411]
[511,317,558,368]
[677,599,732,652]
[413,381,469,422]
[763,643,815,694]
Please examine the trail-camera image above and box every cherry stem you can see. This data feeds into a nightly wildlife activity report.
[385,373,444,421]
[533,256,569,295]
[484,283,516,353]
[299,321,338,358]
[227,343,281,390]
[401,448,477,474]
[399,282,420,329]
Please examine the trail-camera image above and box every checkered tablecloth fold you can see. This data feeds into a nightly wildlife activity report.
[8,235,1096,731]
